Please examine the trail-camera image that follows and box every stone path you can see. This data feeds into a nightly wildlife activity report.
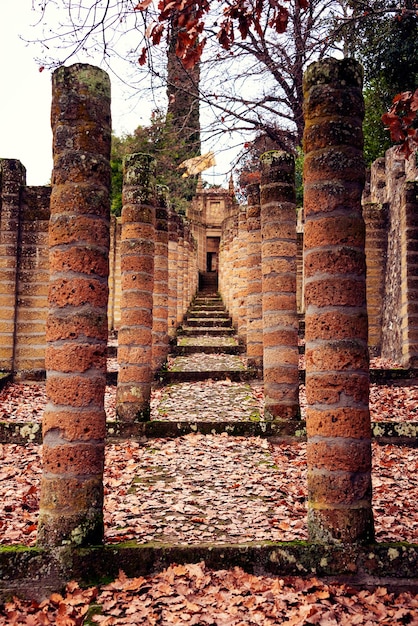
[112,292,307,545]
[152,293,263,423]
[105,437,308,545]
[107,293,418,548]
[151,380,263,422]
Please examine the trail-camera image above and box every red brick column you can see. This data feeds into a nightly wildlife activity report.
[400,181,418,367]
[218,236,225,300]
[236,205,248,343]
[230,212,239,328]
[186,225,196,309]
[246,183,263,372]
[0,159,26,372]
[363,202,388,357]
[38,64,111,547]
[220,216,233,310]
[168,208,178,338]
[303,58,374,543]
[152,186,169,371]
[116,153,156,422]
[191,237,198,298]
[260,151,299,419]
[177,221,185,325]
[183,227,191,313]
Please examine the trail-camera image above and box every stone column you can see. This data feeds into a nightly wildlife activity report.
[38,64,111,547]
[176,221,184,325]
[194,238,199,297]
[0,160,26,373]
[236,205,248,343]
[152,186,169,371]
[188,233,197,303]
[116,153,155,422]
[183,227,191,314]
[246,183,263,372]
[220,217,232,310]
[400,180,418,367]
[303,58,374,543]
[108,214,118,332]
[14,186,50,378]
[260,151,299,420]
[168,208,178,338]
[363,203,388,357]
[230,212,240,328]
[218,237,225,300]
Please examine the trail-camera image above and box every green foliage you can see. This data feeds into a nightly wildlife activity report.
[363,82,393,165]
[235,136,303,207]
[295,148,304,208]
[341,1,417,92]
[110,159,123,216]
[110,110,199,216]
[339,1,417,161]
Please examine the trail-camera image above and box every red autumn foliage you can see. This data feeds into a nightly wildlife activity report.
[382,89,418,159]
[2,564,418,624]
[136,0,310,67]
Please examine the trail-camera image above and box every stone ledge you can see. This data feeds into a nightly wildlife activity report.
[1,541,418,601]
[155,369,257,383]
[298,369,418,384]
[1,419,418,444]
[7,366,418,389]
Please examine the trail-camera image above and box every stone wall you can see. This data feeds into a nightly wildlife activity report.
[0,160,50,379]
[364,148,418,365]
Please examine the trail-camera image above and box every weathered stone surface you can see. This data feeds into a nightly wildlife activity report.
[303,58,374,544]
[38,63,111,548]
[116,153,156,422]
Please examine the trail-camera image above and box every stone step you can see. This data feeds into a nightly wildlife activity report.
[186,310,227,318]
[178,327,236,336]
[189,298,225,306]
[3,418,418,444]
[185,317,232,328]
[173,344,245,355]
[110,365,417,385]
[192,304,225,311]
[107,345,117,358]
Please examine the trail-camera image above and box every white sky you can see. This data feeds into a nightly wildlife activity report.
[0,2,233,187]
[0,3,54,185]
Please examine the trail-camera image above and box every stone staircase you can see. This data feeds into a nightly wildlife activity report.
[175,293,241,356]
[157,293,260,384]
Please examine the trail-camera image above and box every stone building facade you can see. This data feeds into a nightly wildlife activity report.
[186,176,236,287]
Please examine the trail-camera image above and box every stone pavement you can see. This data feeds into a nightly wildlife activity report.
[105,291,310,546]
[153,291,262,423]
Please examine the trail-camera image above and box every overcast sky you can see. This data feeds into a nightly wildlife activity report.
[0,2,232,187]
[0,3,54,185]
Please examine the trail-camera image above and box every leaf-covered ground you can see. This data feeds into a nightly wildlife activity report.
[152,380,262,422]
[1,438,417,548]
[2,564,418,625]
[1,376,418,424]
[167,353,246,371]
[1,349,418,622]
